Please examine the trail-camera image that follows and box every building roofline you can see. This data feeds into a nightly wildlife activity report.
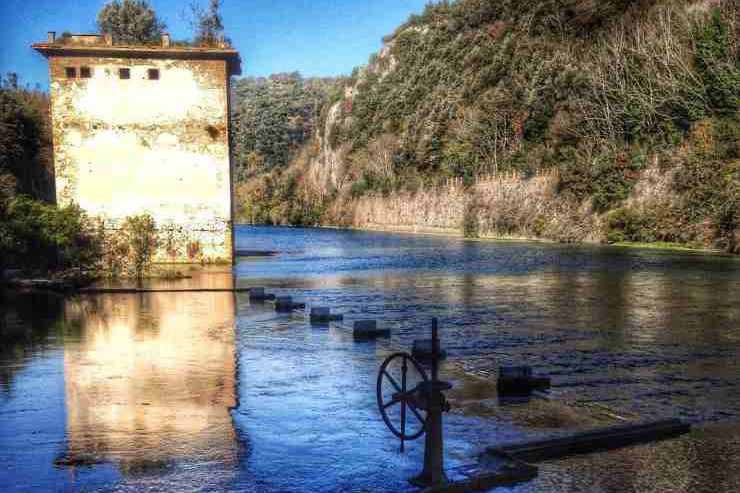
[32,42,242,76]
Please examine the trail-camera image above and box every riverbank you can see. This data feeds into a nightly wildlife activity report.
[314,223,731,256]
[0,264,198,293]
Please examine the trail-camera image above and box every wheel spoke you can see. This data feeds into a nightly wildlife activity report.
[401,358,407,440]
[407,401,426,425]
[383,397,400,409]
[383,370,402,393]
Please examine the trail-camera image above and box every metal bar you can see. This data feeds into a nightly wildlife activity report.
[383,370,402,393]
[77,287,252,294]
[383,398,401,409]
[407,402,426,424]
[401,357,407,453]
[431,317,439,383]
[488,419,691,463]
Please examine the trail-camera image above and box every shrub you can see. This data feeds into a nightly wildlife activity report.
[120,214,159,279]
[672,117,740,251]
[606,207,643,243]
[350,175,372,199]
[97,220,128,277]
[0,195,100,272]
[462,197,480,238]
[558,144,643,212]
[441,141,478,179]
[694,8,740,114]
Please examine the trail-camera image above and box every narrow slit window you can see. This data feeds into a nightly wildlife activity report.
[147,68,159,80]
[65,67,76,79]
[119,68,130,80]
[80,66,92,78]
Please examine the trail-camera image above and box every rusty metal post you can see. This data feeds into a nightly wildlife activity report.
[413,317,448,487]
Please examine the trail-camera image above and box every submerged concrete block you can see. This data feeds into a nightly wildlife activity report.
[499,366,532,379]
[249,287,276,302]
[353,320,390,341]
[310,306,330,321]
[273,296,306,313]
[311,306,331,325]
[274,296,295,312]
[310,307,343,325]
[249,287,265,300]
[498,366,550,395]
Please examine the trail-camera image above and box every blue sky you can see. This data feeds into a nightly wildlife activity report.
[0,0,428,89]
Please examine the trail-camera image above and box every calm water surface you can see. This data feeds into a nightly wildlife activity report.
[1,226,739,492]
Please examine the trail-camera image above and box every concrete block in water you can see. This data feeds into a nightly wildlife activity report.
[274,296,294,312]
[249,287,269,301]
[310,307,343,325]
[310,306,330,322]
[500,366,532,379]
[353,320,390,341]
[498,366,550,395]
[272,296,306,313]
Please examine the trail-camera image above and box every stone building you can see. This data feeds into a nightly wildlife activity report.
[32,33,241,263]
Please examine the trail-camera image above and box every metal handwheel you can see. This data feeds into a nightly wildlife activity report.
[376,352,429,449]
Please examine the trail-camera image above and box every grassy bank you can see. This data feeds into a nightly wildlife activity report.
[319,222,731,257]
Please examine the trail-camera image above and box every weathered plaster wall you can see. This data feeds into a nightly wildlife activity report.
[49,56,233,263]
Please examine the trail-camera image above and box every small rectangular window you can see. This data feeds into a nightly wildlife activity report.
[147,68,159,80]
[80,66,92,78]
[65,67,76,79]
[119,68,130,80]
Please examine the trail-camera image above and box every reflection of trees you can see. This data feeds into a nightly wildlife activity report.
[589,269,630,348]
[461,241,478,309]
[0,292,69,392]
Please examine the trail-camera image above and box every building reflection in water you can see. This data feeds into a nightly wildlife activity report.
[59,291,239,479]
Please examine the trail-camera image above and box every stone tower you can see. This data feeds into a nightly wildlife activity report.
[32,33,241,264]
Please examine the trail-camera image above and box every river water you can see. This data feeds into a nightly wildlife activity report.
[1,225,739,492]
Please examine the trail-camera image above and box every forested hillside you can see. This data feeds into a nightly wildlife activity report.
[230,74,341,222]
[236,0,740,253]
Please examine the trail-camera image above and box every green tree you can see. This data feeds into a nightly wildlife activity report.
[695,9,740,114]
[0,73,53,201]
[191,0,225,46]
[97,0,166,44]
